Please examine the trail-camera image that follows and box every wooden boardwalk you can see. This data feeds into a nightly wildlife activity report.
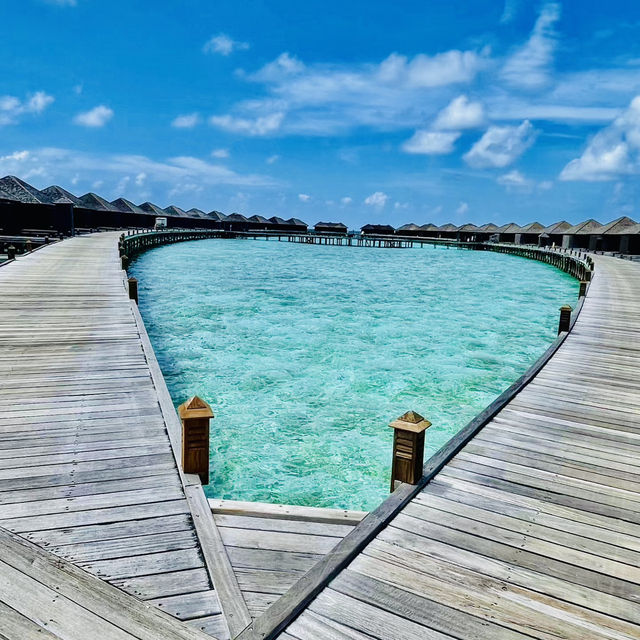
[262,253,640,639]
[0,233,243,639]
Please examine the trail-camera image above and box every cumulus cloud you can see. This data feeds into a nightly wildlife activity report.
[497,169,534,190]
[0,91,54,126]
[298,193,310,202]
[560,96,640,181]
[209,112,284,136]
[433,95,485,130]
[203,33,249,56]
[171,113,200,128]
[464,120,537,168]
[501,2,561,89]
[402,130,461,155]
[364,191,388,209]
[456,201,469,215]
[340,196,352,205]
[73,105,113,127]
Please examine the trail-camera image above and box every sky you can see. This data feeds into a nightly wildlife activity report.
[2,1,640,227]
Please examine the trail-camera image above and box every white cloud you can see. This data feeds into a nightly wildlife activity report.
[266,154,280,164]
[73,105,113,127]
[210,112,284,136]
[172,113,200,129]
[559,97,640,181]
[394,201,409,210]
[0,91,54,126]
[203,33,249,56]
[501,2,561,89]
[538,180,553,190]
[402,130,461,155]
[0,147,277,193]
[340,196,352,205]
[249,53,305,82]
[497,169,533,189]
[500,0,520,24]
[456,201,469,215]
[364,191,388,209]
[464,120,537,168]
[433,95,485,130]
[298,193,310,202]
[211,148,230,159]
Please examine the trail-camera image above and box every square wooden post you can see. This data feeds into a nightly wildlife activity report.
[389,411,431,492]
[558,304,573,334]
[177,396,213,485]
[128,277,138,304]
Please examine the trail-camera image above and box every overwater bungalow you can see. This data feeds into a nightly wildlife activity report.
[419,223,440,238]
[361,223,395,236]
[538,221,572,247]
[562,219,604,249]
[315,221,347,235]
[286,217,308,232]
[111,198,146,214]
[139,201,170,216]
[395,223,422,236]
[495,222,522,243]
[247,215,273,230]
[598,216,638,252]
[78,192,119,212]
[0,175,51,205]
[456,223,481,242]
[475,223,499,241]
[437,223,459,239]
[226,213,250,232]
[186,208,209,219]
[515,221,545,245]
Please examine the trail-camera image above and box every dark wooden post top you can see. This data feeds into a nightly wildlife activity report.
[558,304,573,335]
[389,411,431,492]
[178,396,214,485]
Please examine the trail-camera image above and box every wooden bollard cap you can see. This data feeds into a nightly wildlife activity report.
[559,304,573,312]
[389,410,431,433]
[178,395,214,420]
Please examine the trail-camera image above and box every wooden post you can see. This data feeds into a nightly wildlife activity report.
[389,411,431,492]
[25,239,32,253]
[177,396,213,485]
[558,304,572,334]
[128,277,138,304]
[7,245,16,260]
[121,254,128,270]
[578,281,587,297]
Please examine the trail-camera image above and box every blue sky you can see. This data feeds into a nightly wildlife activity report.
[2,0,640,227]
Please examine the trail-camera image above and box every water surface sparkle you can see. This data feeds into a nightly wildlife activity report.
[131,240,576,510]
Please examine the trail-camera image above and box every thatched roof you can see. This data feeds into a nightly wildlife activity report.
[362,224,395,232]
[315,221,347,229]
[0,175,52,204]
[164,205,189,218]
[457,223,480,232]
[248,215,271,224]
[498,222,523,233]
[42,185,81,205]
[478,223,499,232]
[564,219,603,235]
[438,223,459,231]
[269,216,287,225]
[111,198,145,214]
[542,220,572,234]
[79,192,119,211]
[519,221,545,233]
[419,223,440,231]
[226,213,248,222]
[286,218,307,227]
[600,216,637,235]
[186,208,208,219]
[207,211,227,221]
[396,223,421,232]
[139,202,168,216]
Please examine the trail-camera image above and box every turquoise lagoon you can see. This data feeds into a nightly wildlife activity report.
[130,240,577,511]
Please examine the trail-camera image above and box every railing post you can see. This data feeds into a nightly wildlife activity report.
[389,411,431,492]
[578,281,587,297]
[121,254,128,270]
[7,245,16,260]
[177,396,213,485]
[128,277,138,304]
[558,304,572,334]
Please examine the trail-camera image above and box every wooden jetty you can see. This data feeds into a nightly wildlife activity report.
[0,229,639,640]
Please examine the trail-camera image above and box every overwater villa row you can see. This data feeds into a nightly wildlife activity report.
[1,173,640,254]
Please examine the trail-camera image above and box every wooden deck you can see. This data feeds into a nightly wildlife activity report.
[260,253,640,639]
[0,233,244,639]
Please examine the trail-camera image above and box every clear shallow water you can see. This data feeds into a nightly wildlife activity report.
[131,240,577,511]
